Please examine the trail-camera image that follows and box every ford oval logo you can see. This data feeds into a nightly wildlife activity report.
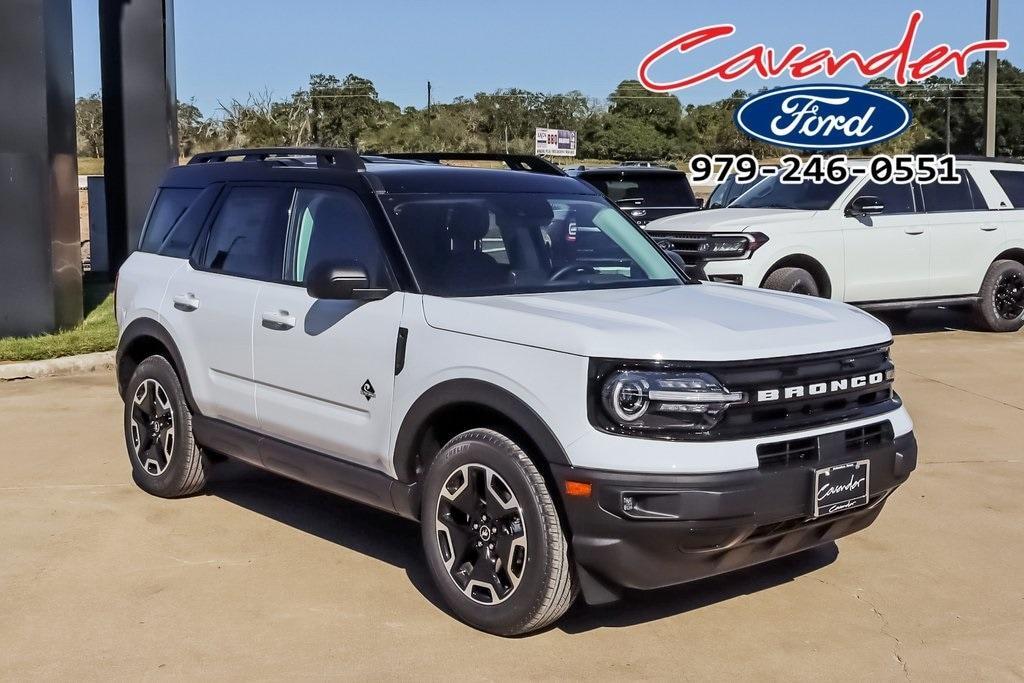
[734,84,912,150]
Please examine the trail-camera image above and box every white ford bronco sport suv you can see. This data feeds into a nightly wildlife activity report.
[647,157,1024,332]
[116,148,917,635]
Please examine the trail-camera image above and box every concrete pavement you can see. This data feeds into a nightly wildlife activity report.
[1,309,1022,680]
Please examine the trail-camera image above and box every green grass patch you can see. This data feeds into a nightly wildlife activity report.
[0,283,117,362]
[78,157,104,176]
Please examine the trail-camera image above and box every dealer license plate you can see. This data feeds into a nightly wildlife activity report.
[813,460,870,518]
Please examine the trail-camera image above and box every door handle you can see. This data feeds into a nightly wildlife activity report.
[904,229,925,236]
[261,310,296,331]
[172,293,200,312]
[980,226,998,232]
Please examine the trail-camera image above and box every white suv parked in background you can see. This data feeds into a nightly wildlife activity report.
[116,149,916,635]
[647,157,1024,332]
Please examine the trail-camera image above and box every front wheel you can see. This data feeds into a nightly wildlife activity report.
[762,267,820,297]
[972,259,1024,332]
[420,429,576,636]
[123,355,208,497]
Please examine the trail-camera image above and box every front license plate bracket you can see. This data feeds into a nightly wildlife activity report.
[813,459,870,518]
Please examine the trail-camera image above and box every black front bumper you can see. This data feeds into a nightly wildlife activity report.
[551,429,917,603]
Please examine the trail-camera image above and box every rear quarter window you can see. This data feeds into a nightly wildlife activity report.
[139,188,201,255]
[992,170,1024,208]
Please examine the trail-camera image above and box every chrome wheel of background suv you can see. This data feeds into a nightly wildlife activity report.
[435,463,528,605]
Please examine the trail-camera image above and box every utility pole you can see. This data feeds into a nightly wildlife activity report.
[983,0,999,156]
[945,88,951,155]
[426,81,432,136]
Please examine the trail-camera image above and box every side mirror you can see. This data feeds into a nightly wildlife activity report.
[846,195,885,217]
[305,261,390,301]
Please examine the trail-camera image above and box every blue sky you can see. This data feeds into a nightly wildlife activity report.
[71,0,1023,117]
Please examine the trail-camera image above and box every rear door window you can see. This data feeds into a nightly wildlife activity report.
[921,171,987,212]
[200,185,294,281]
[139,188,200,253]
[992,170,1024,208]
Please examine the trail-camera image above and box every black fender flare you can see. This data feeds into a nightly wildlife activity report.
[392,378,572,484]
[116,317,197,411]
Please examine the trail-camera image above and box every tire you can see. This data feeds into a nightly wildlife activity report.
[420,428,576,636]
[972,259,1024,332]
[763,267,820,297]
[123,355,208,497]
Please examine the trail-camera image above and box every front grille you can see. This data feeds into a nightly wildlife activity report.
[650,231,712,260]
[708,344,897,440]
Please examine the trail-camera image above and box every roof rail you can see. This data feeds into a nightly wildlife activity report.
[378,152,566,176]
[187,147,365,171]
[954,154,1024,165]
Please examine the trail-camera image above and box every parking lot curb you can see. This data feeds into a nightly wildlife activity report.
[0,350,115,381]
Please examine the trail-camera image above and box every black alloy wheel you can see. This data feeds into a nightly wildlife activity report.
[435,463,528,605]
[973,260,1024,332]
[420,428,576,635]
[993,270,1024,320]
[123,355,208,497]
[129,378,176,476]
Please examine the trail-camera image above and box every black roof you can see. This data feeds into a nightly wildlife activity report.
[163,148,598,195]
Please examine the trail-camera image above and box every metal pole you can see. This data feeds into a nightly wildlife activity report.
[983,0,999,157]
[945,90,951,155]
[426,81,432,136]
[99,0,178,270]
[0,0,83,334]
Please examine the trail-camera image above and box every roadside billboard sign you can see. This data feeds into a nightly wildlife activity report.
[535,128,577,156]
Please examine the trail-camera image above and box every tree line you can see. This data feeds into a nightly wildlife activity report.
[75,60,1024,162]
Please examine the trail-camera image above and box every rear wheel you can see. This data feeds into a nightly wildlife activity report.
[972,259,1024,332]
[123,355,208,497]
[763,267,820,297]
[420,428,576,636]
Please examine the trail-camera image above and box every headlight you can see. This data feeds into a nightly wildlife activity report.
[695,232,768,260]
[598,370,745,434]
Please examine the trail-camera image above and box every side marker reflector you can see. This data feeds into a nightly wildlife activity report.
[565,481,592,497]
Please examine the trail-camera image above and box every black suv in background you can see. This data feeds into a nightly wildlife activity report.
[568,165,700,226]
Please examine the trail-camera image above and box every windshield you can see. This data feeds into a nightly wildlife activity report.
[580,172,697,207]
[383,192,683,297]
[731,174,853,210]
[707,174,766,209]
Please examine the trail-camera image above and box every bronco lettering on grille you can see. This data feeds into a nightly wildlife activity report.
[755,372,887,403]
